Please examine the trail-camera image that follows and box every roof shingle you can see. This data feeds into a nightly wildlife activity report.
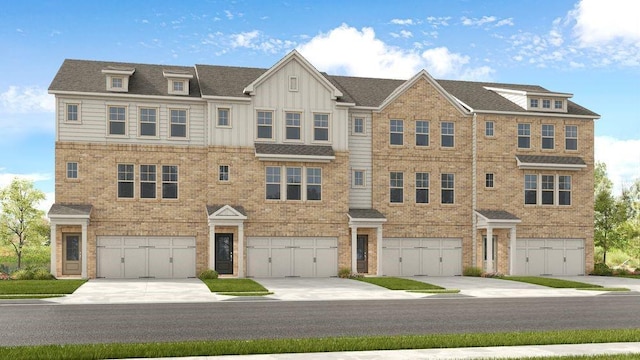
[255,143,335,157]
[516,155,586,166]
[348,208,386,219]
[475,209,520,221]
[48,204,93,217]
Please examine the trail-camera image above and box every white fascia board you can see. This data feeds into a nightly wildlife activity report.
[101,68,135,76]
[255,154,335,163]
[347,217,388,226]
[517,163,587,171]
[451,96,474,112]
[202,95,251,102]
[162,71,193,79]
[48,214,91,220]
[48,90,206,103]
[335,102,356,108]
[526,91,573,98]
[472,109,600,120]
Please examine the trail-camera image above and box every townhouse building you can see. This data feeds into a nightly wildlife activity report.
[48,50,598,279]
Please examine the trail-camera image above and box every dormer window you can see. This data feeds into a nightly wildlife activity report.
[102,66,135,92]
[542,99,551,109]
[530,99,538,108]
[555,100,563,109]
[163,70,192,96]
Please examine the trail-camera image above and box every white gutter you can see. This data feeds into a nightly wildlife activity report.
[49,90,206,103]
[472,109,600,119]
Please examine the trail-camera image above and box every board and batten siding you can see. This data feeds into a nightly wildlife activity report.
[493,90,526,109]
[348,112,373,208]
[57,96,206,146]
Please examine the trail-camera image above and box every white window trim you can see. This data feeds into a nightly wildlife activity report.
[389,119,404,146]
[312,112,331,143]
[265,166,282,200]
[266,165,323,202]
[306,167,322,202]
[161,165,179,200]
[485,173,495,188]
[168,107,190,140]
[485,121,495,138]
[441,121,455,148]
[215,106,232,129]
[66,162,79,180]
[139,164,157,200]
[542,99,551,109]
[415,120,430,147]
[352,169,366,188]
[524,174,571,206]
[541,124,555,150]
[389,171,404,204]
[256,109,276,141]
[117,163,135,199]
[565,125,578,151]
[106,104,128,137]
[283,110,304,143]
[415,172,429,204]
[288,76,299,92]
[441,173,455,204]
[218,164,230,183]
[352,117,366,136]
[517,123,531,149]
[64,102,81,123]
[138,107,159,138]
[106,75,129,92]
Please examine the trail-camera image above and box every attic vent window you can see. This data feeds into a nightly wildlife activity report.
[289,76,298,92]
[163,70,193,96]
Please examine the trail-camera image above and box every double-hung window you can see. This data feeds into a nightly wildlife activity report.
[390,172,403,203]
[217,108,230,127]
[162,165,178,199]
[306,168,322,201]
[117,164,134,198]
[416,172,429,204]
[565,125,578,150]
[441,173,454,204]
[542,124,554,149]
[518,123,531,149]
[265,167,281,200]
[353,118,364,135]
[66,162,78,179]
[170,109,187,138]
[554,100,563,109]
[139,108,157,136]
[441,122,454,147]
[286,167,302,200]
[524,174,537,205]
[219,165,229,182]
[172,81,184,92]
[257,111,273,139]
[389,119,403,145]
[67,104,78,121]
[353,170,365,188]
[530,99,538,108]
[542,99,551,109]
[485,121,494,137]
[108,106,126,135]
[541,175,555,205]
[485,173,494,188]
[111,77,123,89]
[140,165,156,199]
[313,114,329,141]
[416,120,429,146]
[285,112,301,140]
[559,176,571,205]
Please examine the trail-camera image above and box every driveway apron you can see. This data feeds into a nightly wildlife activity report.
[46,279,219,305]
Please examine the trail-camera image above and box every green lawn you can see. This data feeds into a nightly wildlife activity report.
[0,329,638,359]
[502,276,602,288]
[354,277,444,290]
[201,278,269,294]
[0,280,86,295]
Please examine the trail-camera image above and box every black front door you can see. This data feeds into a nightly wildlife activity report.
[357,235,368,273]
[215,233,233,274]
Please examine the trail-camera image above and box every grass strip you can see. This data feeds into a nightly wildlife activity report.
[354,277,444,290]
[201,278,268,293]
[217,291,273,296]
[0,294,63,299]
[577,287,630,292]
[0,280,86,294]
[406,289,460,294]
[0,329,639,359]
[528,356,640,360]
[502,276,602,289]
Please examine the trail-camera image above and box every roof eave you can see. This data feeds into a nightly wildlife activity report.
[255,153,335,163]
[472,109,600,119]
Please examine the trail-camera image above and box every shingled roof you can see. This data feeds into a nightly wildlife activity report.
[49,58,599,117]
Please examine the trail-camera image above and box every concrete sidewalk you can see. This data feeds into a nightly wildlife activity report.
[133,342,640,359]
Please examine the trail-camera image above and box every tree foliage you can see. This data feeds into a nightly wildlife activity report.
[0,178,47,269]
[593,162,628,263]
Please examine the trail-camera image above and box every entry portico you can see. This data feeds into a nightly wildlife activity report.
[347,209,386,275]
[206,205,247,277]
[48,204,93,279]
[475,209,521,275]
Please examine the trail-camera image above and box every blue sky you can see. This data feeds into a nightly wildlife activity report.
[0,0,638,211]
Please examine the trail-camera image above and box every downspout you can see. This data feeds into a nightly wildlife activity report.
[472,112,478,268]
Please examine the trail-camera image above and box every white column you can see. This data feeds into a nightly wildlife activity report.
[81,221,88,279]
[237,223,244,278]
[509,226,517,275]
[351,226,358,273]
[376,226,383,276]
[209,223,216,271]
[50,223,57,276]
[486,226,494,273]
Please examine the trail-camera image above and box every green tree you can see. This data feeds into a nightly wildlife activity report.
[594,163,628,264]
[0,178,46,269]
[621,179,640,263]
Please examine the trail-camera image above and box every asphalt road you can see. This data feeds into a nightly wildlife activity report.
[2,295,639,346]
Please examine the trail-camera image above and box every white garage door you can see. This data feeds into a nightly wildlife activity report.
[97,236,196,278]
[516,238,584,276]
[383,238,462,276]
[247,237,337,277]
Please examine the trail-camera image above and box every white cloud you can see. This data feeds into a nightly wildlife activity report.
[461,16,497,27]
[391,30,413,39]
[571,0,640,47]
[390,18,414,25]
[595,136,640,194]
[0,86,54,113]
[297,24,493,80]
[229,30,296,54]
[230,30,260,48]
[224,10,233,20]
[495,18,514,27]
[426,16,451,28]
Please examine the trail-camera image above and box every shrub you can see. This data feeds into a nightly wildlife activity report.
[0,272,10,280]
[463,266,483,277]
[338,267,352,278]
[198,269,219,280]
[482,272,504,278]
[32,268,55,280]
[12,269,34,280]
[591,262,613,276]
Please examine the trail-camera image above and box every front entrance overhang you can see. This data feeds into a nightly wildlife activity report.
[206,205,247,277]
[48,204,92,279]
[348,209,386,275]
[475,209,521,275]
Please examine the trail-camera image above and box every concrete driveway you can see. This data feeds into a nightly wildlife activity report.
[46,278,219,305]
[550,276,640,291]
[408,276,605,298]
[254,277,424,301]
